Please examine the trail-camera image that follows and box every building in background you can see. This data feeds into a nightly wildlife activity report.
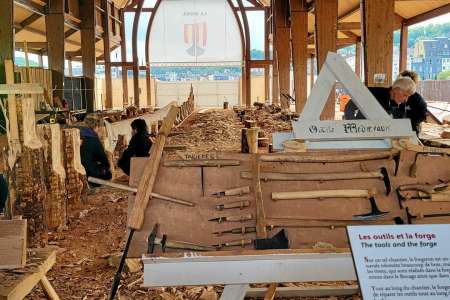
[412,37,450,80]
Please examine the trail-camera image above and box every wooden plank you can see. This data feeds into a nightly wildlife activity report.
[399,23,408,72]
[102,0,113,109]
[314,0,337,119]
[337,22,360,31]
[263,283,277,300]
[253,155,267,238]
[0,220,27,269]
[362,0,394,87]
[246,285,359,298]
[80,0,96,113]
[220,284,248,300]
[45,0,65,104]
[290,0,308,113]
[0,83,44,95]
[0,248,56,300]
[128,105,179,230]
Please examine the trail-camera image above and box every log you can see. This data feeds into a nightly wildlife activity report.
[62,128,86,205]
[272,189,372,200]
[241,170,384,181]
[246,127,259,154]
[241,128,249,153]
[37,124,67,228]
[260,150,398,163]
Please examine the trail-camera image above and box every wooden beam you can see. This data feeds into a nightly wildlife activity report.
[15,13,41,33]
[309,54,314,93]
[273,0,291,110]
[45,0,65,103]
[404,4,450,27]
[399,22,408,72]
[120,9,129,107]
[355,39,362,78]
[65,28,77,38]
[0,0,14,84]
[337,22,360,31]
[271,0,279,106]
[131,0,144,107]
[314,0,337,119]
[14,0,46,16]
[80,0,96,112]
[237,0,251,107]
[264,7,270,102]
[15,42,47,49]
[144,0,163,108]
[362,0,394,87]
[102,0,113,109]
[290,0,308,113]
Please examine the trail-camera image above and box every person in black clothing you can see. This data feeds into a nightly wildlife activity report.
[79,127,112,181]
[0,174,7,213]
[344,77,427,133]
[118,119,152,176]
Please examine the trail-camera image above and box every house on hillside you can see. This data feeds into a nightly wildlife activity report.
[411,37,450,80]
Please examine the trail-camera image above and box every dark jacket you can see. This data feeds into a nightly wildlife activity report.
[118,132,152,176]
[344,87,427,132]
[0,174,7,213]
[80,135,112,180]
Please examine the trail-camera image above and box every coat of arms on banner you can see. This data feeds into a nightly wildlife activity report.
[184,22,207,57]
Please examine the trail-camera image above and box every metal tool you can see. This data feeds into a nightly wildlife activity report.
[88,177,195,207]
[213,238,253,249]
[212,186,250,197]
[213,226,257,236]
[216,200,250,210]
[147,223,215,253]
[208,214,253,223]
[243,168,391,195]
[353,197,389,220]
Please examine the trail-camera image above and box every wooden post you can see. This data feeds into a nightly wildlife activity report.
[67,60,73,77]
[309,54,315,94]
[271,1,279,106]
[355,38,362,78]
[264,7,270,103]
[120,10,129,107]
[314,0,338,119]
[80,0,97,113]
[45,0,65,104]
[132,0,144,107]
[103,0,113,109]
[399,22,408,73]
[361,0,394,87]
[0,0,13,85]
[38,54,44,68]
[237,0,251,107]
[246,127,259,154]
[290,0,308,113]
[274,0,291,110]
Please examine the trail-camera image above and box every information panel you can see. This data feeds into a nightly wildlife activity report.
[347,225,450,300]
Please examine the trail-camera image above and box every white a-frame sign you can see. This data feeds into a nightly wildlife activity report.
[273,52,418,150]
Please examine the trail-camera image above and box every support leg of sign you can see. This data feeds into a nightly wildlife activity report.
[220,284,249,300]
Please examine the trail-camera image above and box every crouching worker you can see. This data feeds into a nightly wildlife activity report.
[118,119,152,176]
[79,127,112,181]
[344,77,427,133]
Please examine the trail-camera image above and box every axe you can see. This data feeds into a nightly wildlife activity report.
[272,189,376,201]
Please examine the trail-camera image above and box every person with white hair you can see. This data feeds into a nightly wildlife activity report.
[344,76,427,132]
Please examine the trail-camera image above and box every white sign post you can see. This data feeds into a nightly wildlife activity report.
[347,225,450,300]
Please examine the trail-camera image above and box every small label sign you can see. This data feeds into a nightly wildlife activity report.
[347,224,450,300]
[176,151,218,160]
[374,73,386,84]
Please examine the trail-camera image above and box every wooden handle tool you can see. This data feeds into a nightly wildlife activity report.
[272,189,373,201]
[216,200,250,210]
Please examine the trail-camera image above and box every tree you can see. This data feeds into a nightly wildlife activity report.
[437,70,450,80]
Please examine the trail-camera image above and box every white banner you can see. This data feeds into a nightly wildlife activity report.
[149,0,243,65]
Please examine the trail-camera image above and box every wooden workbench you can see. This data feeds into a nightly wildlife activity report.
[0,248,59,300]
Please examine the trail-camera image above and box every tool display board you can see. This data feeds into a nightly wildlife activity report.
[127,149,450,258]
[348,224,450,300]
